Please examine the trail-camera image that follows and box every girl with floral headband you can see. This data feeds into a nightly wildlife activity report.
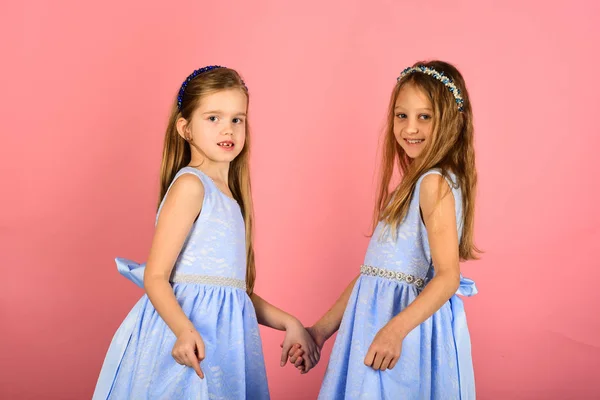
[93,66,318,399]
[289,60,479,399]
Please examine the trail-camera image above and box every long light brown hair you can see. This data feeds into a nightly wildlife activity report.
[373,60,480,261]
[158,67,257,294]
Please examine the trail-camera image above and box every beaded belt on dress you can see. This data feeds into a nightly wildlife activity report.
[171,273,247,291]
[360,264,426,288]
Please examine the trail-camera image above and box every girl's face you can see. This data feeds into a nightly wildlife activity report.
[393,84,433,161]
[178,88,247,165]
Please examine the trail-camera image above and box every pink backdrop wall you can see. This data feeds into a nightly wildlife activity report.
[2,0,599,398]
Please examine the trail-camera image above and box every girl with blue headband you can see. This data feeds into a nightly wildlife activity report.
[93,66,318,399]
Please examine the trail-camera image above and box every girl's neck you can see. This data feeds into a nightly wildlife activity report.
[404,158,420,176]
[189,157,230,185]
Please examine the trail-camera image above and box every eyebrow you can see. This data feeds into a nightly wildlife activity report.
[394,106,433,111]
[202,111,247,117]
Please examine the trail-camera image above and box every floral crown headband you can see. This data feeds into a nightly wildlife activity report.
[398,65,464,112]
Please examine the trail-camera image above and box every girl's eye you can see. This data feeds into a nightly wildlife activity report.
[208,116,218,122]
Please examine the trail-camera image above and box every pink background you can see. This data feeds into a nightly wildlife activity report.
[2,0,599,398]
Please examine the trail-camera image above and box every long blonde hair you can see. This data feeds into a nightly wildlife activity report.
[158,67,257,294]
[373,60,480,261]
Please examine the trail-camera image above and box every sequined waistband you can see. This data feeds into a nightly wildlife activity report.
[360,264,426,288]
[171,273,247,291]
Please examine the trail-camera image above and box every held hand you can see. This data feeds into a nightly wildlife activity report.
[280,319,320,373]
[288,325,326,373]
[280,343,304,368]
[364,322,404,371]
[172,328,205,379]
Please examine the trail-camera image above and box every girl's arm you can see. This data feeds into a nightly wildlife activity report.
[309,275,359,346]
[250,293,319,371]
[365,174,461,371]
[287,275,359,368]
[143,174,206,378]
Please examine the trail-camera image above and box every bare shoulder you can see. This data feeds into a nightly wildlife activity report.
[147,173,206,278]
[168,173,205,199]
[419,173,455,216]
[160,173,205,216]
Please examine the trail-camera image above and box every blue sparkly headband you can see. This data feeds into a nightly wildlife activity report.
[177,65,248,111]
[398,66,465,112]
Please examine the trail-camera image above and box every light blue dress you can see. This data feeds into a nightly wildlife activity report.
[318,170,477,400]
[93,167,270,400]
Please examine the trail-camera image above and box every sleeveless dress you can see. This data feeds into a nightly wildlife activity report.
[318,169,478,400]
[93,167,270,400]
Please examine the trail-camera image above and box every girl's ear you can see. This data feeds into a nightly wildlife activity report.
[176,117,191,141]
